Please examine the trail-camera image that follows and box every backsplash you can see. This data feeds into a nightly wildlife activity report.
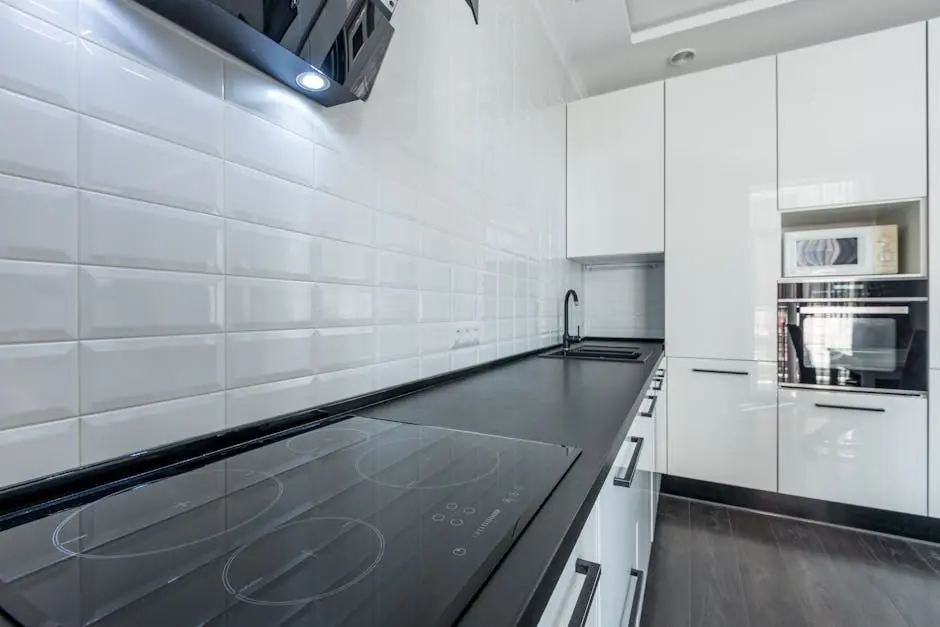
[0,0,579,486]
[582,264,665,339]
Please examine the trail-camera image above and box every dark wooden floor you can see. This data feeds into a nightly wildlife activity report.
[641,496,940,627]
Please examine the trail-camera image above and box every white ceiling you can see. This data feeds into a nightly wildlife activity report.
[536,0,940,98]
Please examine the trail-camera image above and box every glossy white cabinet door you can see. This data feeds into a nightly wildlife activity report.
[665,57,778,362]
[668,358,778,492]
[931,371,940,518]
[567,82,664,259]
[778,23,927,209]
[930,20,940,368]
[779,388,927,515]
[537,503,601,627]
[653,361,668,474]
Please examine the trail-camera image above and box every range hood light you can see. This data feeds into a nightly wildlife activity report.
[296,71,330,92]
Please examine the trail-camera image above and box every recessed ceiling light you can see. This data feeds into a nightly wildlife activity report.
[668,48,696,67]
[296,71,329,92]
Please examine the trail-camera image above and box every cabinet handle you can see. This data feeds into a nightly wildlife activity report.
[655,368,665,377]
[691,368,749,376]
[568,559,602,627]
[640,395,657,418]
[614,437,644,488]
[652,379,663,391]
[625,568,646,627]
[814,402,885,413]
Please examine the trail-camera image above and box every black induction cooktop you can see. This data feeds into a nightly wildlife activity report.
[0,416,579,627]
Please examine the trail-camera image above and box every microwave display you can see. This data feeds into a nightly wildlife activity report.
[795,238,858,267]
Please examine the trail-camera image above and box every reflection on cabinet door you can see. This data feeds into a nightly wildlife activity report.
[668,358,778,492]
[778,22,927,209]
[780,388,928,516]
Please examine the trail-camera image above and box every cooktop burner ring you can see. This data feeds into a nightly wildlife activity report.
[222,516,386,606]
[354,435,501,490]
[52,468,284,560]
[286,427,372,457]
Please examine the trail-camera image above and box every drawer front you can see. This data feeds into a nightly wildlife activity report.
[537,504,601,627]
[779,388,927,515]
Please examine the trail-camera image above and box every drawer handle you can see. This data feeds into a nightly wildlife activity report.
[640,395,657,418]
[691,368,749,376]
[613,437,644,488]
[652,379,663,391]
[625,568,645,627]
[568,559,602,627]
[814,402,885,413]
[655,368,665,377]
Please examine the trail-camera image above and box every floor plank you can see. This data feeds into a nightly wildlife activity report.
[855,531,940,626]
[687,501,750,627]
[727,508,811,627]
[640,496,690,627]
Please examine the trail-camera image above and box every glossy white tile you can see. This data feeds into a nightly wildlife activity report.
[6,0,77,31]
[80,334,225,413]
[452,266,476,294]
[375,176,419,220]
[0,88,77,185]
[223,59,320,142]
[478,343,497,363]
[0,418,78,487]
[79,41,223,155]
[317,366,374,404]
[374,213,421,255]
[0,4,77,107]
[420,260,450,292]
[224,163,316,234]
[498,319,514,342]
[79,266,224,339]
[451,347,478,370]
[224,104,314,187]
[420,291,451,323]
[374,358,419,389]
[420,353,450,378]
[0,260,77,343]
[309,191,374,245]
[78,0,223,97]
[226,376,317,427]
[314,144,373,206]
[80,392,224,463]
[376,325,419,361]
[317,284,374,327]
[79,117,223,214]
[226,220,316,281]
[226,329,316,388]
[0,342,78,430]
[0,174,77,263]
[420,323,455,355]
[79,192,224,273]
[226,277,316,332]
[316,239,374,285]
[375,288,419,324]
[375,251,420,289]
[316,327,375,373]
[451,294,476,321]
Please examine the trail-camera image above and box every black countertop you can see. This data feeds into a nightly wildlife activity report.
[362,339,664,626]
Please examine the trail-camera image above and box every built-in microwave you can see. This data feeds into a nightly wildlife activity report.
[783,225,899,278]
[778,279,928,395]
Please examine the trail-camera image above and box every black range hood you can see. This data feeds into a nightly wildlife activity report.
[133,0,478,107]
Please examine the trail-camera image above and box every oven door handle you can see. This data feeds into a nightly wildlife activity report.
[799,306,909,315]
[814,402,886,413]
[568,559,601,627]
[691,368,749,376]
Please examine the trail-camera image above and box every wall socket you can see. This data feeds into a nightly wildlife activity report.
[453,326,481,349]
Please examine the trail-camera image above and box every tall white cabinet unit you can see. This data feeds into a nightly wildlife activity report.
[930,19,940,519]
[567,82,664,259]
[664,57,779,492]
[778,23,927,210]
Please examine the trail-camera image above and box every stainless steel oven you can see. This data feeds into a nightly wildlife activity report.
[778,279,928,395]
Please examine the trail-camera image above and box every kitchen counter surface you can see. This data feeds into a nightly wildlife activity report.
[363,339,664,626]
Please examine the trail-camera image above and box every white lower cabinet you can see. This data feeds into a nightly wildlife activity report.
[538,504,601,627]
[931,372,940,518]
[668,358,778,491]
[779,388,928,516]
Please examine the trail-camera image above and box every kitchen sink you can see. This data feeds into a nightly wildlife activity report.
[540,344,650,362]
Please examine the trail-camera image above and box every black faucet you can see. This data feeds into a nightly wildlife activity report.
[563,289,580,350]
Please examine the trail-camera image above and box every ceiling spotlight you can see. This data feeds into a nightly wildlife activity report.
[668,49,696,67]
[296,71,329,92]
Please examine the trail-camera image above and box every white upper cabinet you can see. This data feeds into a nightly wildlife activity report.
[665,57,778,362]
[930,20,940,367]
[778,23,927,210]
[779,388,927,516]
[567,82,664,259]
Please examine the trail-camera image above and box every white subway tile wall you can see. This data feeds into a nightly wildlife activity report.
[583,265,666,339]
[0,0,580,486]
